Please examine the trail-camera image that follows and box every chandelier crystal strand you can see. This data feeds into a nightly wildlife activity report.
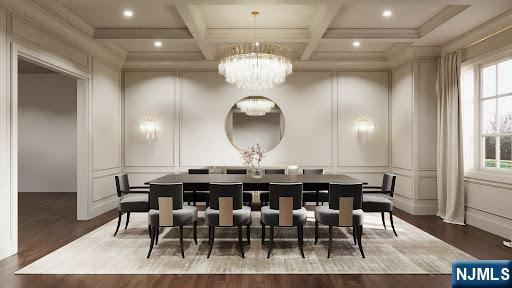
[236,96,275,116]
[217,12,293,91]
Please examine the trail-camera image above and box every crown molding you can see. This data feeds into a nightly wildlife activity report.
[95,28,193,40]
[0,0,126,67]
[127,51,205,61]
[32,0,95,37]
[324,28,418,40]
[388,46,440,68]
[441,8,512,55]
[310,51,387,61]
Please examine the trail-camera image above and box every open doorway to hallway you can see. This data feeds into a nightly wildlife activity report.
[17,59,78,252]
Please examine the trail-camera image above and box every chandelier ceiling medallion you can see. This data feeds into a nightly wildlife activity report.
[236,96,276,116]
[218,11,293,91]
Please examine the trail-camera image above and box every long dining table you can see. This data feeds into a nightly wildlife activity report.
[146,173,367,193]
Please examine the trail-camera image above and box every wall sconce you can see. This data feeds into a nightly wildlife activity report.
[139,116,158,143]
[355,114,375,143]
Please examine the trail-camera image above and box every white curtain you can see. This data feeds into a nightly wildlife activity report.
[436,50,465,225]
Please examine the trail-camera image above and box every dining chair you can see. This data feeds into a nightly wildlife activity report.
[259,169,285,206]
[302,168,328,206]
[147,183,198,258]
[314,183,365,258]
[114,174,150,237]
[205,183,251,258]
[362,173,398,236]
[184,168,210,206]
[226,169,252,206]
[261,183,306,258]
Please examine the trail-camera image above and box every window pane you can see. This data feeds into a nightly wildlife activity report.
[498,96,512,134]
[497,59,512,95]
[484,136,496,168]
[500,136,511,169]
[482,99,497,134]
[483,65,497,98]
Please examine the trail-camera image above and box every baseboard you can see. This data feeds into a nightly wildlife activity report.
[88,195,118,220]
[466,206,512,239]
[412,200,438,215]
[392,195,414,214]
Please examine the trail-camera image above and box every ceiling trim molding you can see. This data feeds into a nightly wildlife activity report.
[94,28,193,40]
[441,8,512,54]
[324,28,418,40]
[123,59,389,71]
[127,51,205,61]
[204,28,310,42]
[388,46,440,68]
[301,1,343,60]
[32,0,95,37]
[418,5,469,37]
[174,1,217,60]
[310,51,387,61]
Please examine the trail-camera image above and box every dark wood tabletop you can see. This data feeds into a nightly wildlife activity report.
[146,173,365,187]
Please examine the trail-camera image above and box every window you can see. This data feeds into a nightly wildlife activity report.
[480,58,512,170]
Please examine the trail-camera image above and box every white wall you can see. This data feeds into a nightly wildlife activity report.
[18,73,76,192]
[124,71,390,187]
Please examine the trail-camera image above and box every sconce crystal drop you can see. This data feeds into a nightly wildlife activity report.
[139,116,158,143]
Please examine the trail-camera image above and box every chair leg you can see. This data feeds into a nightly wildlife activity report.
[148,225,151,237]
[390,211,398,237]
[124,212,131,230]
[246,223,251,244]
[207,226,215,258]
[352,225,357,245]
[155,227,159,245]
[267,226,274,258]
[316,190,319,206]
[238,225,245,258]
[193,220,198,244]
[357,225,365,258]
[193,190,197,206]
[328,225,333,258]
[314,220,319,245]
[381,212,387,229]
[147,226,155,259]
[114,211,122,236]
[298,225,305,258]
[179,226,185,258]
[261,222,265,244]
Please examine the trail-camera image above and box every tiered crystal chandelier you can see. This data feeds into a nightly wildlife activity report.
[218,11,293,90]
[236,96,276,116]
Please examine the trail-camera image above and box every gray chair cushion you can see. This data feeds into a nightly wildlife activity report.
[314,206,364,226]
[260,206,307,226]
[148,206,198,227]
[119,193,149,212]
[205,206,252,226]
[362,195,393,212]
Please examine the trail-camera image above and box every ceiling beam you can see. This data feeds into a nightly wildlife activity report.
[174,1,217,60]
[94,28,193,39]
[301,1,343,60]
[418,5,470,37]
[323,28,419,40]
[204,28,310,42]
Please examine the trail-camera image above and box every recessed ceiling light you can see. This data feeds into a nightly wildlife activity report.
[382,10,392,18]
[123,10,134,18]
[352,41,361,48]
[154,41,162,48]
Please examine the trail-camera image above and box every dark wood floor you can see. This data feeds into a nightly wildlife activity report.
[1,193,510,288]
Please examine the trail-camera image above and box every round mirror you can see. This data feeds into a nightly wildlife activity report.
[225,96,285,152]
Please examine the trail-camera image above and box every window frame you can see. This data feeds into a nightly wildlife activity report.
[477,56,512,173]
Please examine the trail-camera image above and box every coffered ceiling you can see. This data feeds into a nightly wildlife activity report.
[39,0,512,63]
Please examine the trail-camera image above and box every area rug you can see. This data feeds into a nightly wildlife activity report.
[16,209,474,274]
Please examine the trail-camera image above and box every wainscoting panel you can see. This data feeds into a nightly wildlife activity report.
[392,62,413,170]
[417,60,437,170]
[92,58,122,171]
[124,72,176,167]
[338,71,389,167]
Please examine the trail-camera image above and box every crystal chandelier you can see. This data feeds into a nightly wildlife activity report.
[218,11,293,90]
[236,96,276,116]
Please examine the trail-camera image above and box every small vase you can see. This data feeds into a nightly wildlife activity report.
[251,168,263,179]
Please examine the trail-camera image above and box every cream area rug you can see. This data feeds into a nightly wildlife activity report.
[16,209,474,274]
